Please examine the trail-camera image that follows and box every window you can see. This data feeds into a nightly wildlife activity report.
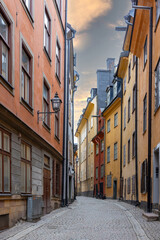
[132,132,136,158]
[91,142,93,154]
[144,36,147,68]
[114,112,118,127]
[143,94,147,133]
[55,111,60,139]
[132,175,135,195]
[0,128,11,193]
[43,82,50,127]
[23,0,32,16]
[133,55,136,68]
[133,85,136,112]
[56,41,61,81]
[96,167,98,180]
[124,107,126,129]
[44,8,51,58]
[107,175,112,188]
[113,82,117,98]
[52,160,55,196]
[141,159,147,194]
[107,90,110,106]
[21,46,32,106]
[156,0,160,23]
[124,77,126,94]
[44,155,50,168]
[127,177,131,194]
[128,97,130,122]
[96,144,99,155]
[56,0,61,13]
[56,163,60,195]
[0,11,12,85]
[128,61,131,82]
[114,142,118,160]
[101,165,104,178]
[107,119,110,133]
[155,60,160,111]
[128,139,130,163]
[123,145,126,167]
[21,141,31,193]
[107,146,110,163]
[101,140,104,152]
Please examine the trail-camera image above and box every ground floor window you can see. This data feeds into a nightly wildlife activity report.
[0,128,11,193]
[141,159,147,194]
[21,141,31,193]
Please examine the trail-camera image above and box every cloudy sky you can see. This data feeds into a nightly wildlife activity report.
[68,0,132,130]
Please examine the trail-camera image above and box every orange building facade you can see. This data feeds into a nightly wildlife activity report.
[0,0,65,229]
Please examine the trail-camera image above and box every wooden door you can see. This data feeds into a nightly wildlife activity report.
[43,168,51,214]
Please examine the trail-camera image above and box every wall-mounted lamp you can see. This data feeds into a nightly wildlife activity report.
[37,92,62,123]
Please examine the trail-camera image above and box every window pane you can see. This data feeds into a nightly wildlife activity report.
[21,143,25,159]
[45,12,49,31]
[0,14,8,42]
[43,84,48,100]
[0,131,2,149]
[21,71,25,99]
[3,133,10,152]
[26,146,31,161]
[21,161,25,192]
[4,155,10,192]
[27,164,30,193]
[22,48,29,73]
[24,0,31,12]
[2,42,8,81]
[0,154,2,192]
[25,74,30,103]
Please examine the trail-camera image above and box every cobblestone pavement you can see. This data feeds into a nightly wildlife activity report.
[1,197,160,240]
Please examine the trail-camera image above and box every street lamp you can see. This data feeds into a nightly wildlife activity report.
[37,92,62,123]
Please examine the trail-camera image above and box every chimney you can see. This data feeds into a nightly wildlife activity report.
[106,58,115,72]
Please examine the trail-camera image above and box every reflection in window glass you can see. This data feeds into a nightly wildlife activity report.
[3,133,10,152]
[4,155,10,192]
[0,14,8,42]
[21,161,25,192]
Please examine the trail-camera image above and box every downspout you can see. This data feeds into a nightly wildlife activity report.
[135,57,139,205]
[120,84,123,200]
[62,0,68,207]
[148,7,153,213]
[132,2,153,213]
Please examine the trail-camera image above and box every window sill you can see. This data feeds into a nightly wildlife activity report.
[143,129,147,136]
[21,98,33,115]
[132,108,135,114]
[54,135,60,143]
[43,47,52,64]
[132,155,135,159]
[21,194,32,197]
[114,158,118,161]
[43,122,51,133]
[107,162,110,164]
[128,118,130,123]
[114,125,118,128]
[0,193,11,196]
[154,104,160,115]
[0,74,14,95]
[143,60,147,72]
[55,73,61,85]
[155,15,160,33]
[21,0,34,27]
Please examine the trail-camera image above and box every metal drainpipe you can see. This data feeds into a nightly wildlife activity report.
[135,57,139,205]
[120,84,123,199]
[62,0,68,207]
[132,2,153,213]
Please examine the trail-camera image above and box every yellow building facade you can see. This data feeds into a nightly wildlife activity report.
[75,91,97,196]
[102,88,121,199]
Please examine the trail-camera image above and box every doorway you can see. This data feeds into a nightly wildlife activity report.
[113,180,117,199]
[43,168,51,214]
[153,149,159,207]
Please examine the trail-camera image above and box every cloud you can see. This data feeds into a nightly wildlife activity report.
[68,0,112,32]
[73,32,90,50]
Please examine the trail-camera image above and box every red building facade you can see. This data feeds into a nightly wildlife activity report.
[92,109,105,198]
[0,0,65,229]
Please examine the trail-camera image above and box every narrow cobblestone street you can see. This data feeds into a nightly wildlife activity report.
[0,197,160,240]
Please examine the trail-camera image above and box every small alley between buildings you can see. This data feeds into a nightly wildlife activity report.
[0,197,160,240]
